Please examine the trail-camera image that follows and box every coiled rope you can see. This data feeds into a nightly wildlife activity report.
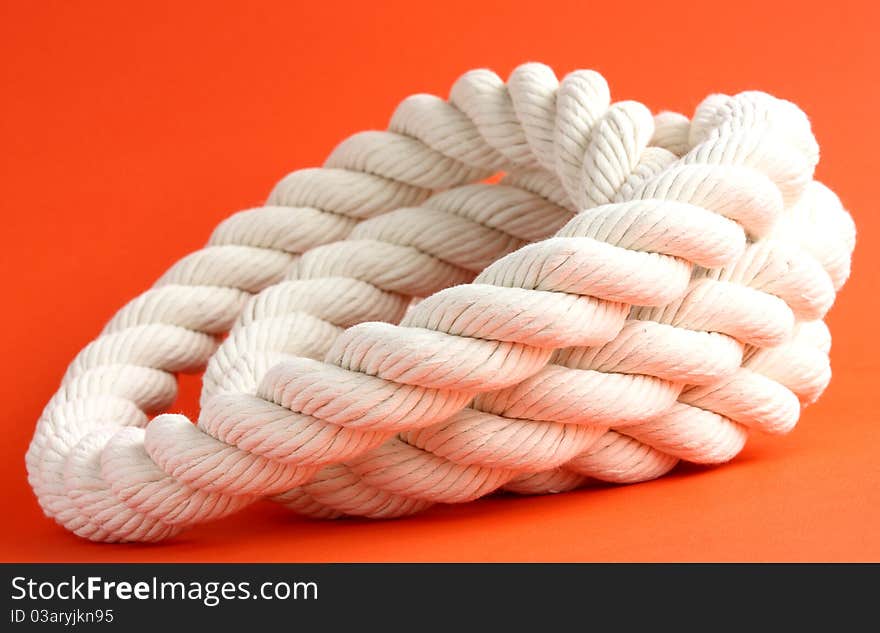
[26,63,855,541]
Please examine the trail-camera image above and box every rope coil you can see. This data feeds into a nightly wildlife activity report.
[26,63,855,542]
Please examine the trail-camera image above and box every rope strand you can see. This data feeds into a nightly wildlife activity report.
[26,64,855,541]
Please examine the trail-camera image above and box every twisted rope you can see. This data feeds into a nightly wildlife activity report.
[26,64,855,541]
[265,92,853,518]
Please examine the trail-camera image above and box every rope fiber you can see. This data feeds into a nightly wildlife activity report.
[26,63,856,542]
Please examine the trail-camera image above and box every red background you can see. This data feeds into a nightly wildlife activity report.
[1,0,878,561]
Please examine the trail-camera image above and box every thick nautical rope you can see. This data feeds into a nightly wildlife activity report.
[26,64,854,541]
[266,94,854,518]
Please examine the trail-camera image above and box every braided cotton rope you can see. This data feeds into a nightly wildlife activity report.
[265,93,854,518]
[26,64,855,542]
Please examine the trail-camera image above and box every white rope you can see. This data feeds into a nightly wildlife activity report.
[26,63,855,541]
[269,92,854,518]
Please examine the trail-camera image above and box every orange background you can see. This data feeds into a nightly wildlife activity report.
[1,0,878,562]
